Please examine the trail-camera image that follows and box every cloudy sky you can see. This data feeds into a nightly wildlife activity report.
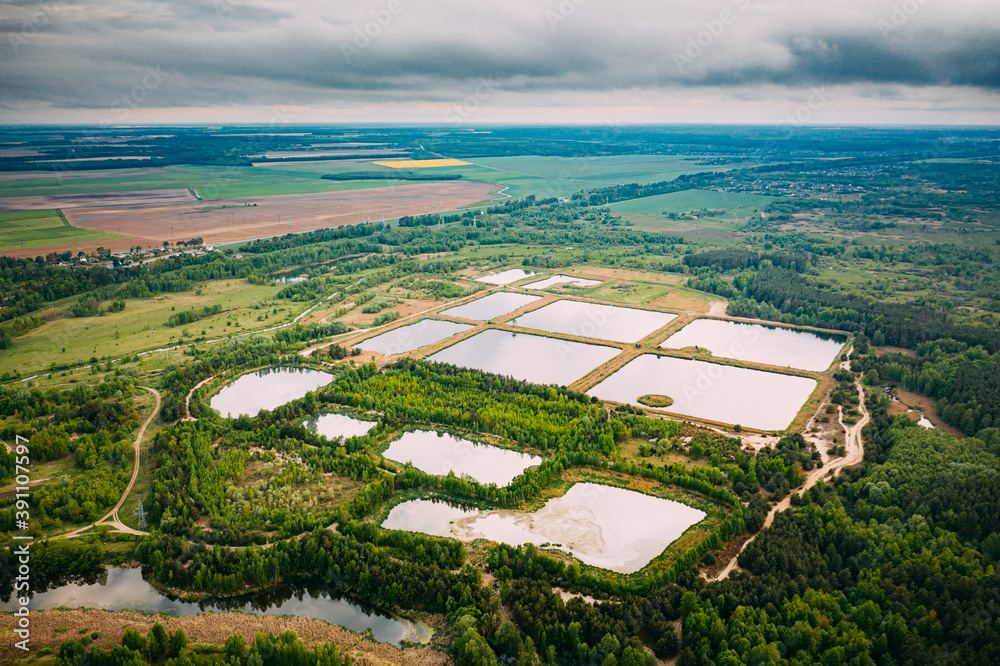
[1,0,998,124]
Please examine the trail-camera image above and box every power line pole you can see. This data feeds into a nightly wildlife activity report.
[133,499,147,529]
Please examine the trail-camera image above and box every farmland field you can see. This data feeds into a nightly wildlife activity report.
[0,158,762,253]
[462,155,752,200]
[0,165,411,200]
[609,189,775,215]
[267,154,751,200]
[373,158,471,168]
[44,180,500,257]
[0,189,196,211]
[0,209,128,252]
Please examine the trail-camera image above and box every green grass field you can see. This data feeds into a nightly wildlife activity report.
[609,189,774,215]
[259,159,558,199]
[579,280,671,305]
[0,209,129,252]
[0,279,309,377]
[0,165,410,201]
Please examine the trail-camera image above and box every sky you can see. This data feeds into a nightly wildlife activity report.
[1,0,999,125]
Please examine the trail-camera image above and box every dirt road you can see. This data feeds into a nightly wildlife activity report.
[708,356,868,582]
[60,387,159,539]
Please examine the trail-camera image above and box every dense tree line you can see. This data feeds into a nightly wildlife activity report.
[0,256,143,320]
[853,339,1000,437]
[729,267,1000,352]
[0,314,43,348]
[165,304,222,327]
[137,526,488,613]
[670,389,1000,666]
[54,625,350,666]
[398,213,452,227]
[0,537,106,599]
[682,249,814,273]
[0,372,140,523]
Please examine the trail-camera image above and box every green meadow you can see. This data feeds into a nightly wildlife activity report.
[0,209,128,252]
[0,165,408,200]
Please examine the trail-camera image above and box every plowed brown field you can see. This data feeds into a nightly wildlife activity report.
[2,180,497,258]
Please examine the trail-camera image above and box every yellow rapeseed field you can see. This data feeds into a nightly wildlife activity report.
[372,158,471,168]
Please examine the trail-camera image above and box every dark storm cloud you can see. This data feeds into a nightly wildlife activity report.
[778,31,1000,88]
[0,0,997,110]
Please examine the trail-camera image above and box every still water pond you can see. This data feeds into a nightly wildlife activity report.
[358,319,472,355]
[382,483,705,574]
[523,275,602,290]
[427,329,620,386]
[0,568,429,646]
[475,269,537,285]
[660,319,845,372]
[383,430,542,486]
[441,292,542,321]
[305,412,377,440]
[512,300,676,343]
[210,367,333,418]
[587,354,816,431]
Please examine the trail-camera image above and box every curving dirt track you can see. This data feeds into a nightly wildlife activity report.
[708,354,868,582]
[61,387,159,539]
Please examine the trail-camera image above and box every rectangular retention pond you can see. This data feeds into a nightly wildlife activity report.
[475,268,537,285]
[427,329,620,386]
[383,430,542,487]
[382,483,706,574]
[441,292,542,321]
[587,354,817,431]
[357,319,473,355]
[660,318,845,372]
[511,300,676,343]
